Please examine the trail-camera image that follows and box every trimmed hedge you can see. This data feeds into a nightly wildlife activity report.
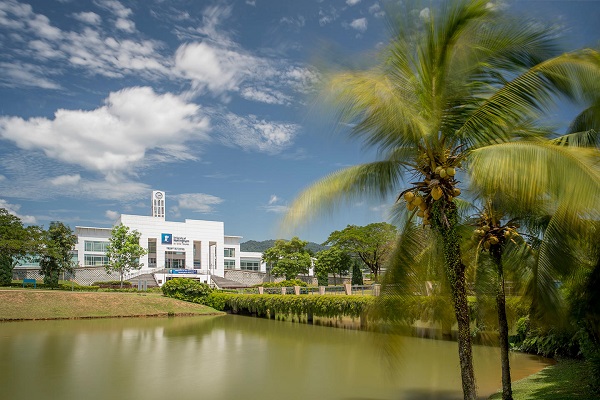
[252,279,308,288]
[161,278,212,302]
[9,280,100,291]
[92,280,133,288]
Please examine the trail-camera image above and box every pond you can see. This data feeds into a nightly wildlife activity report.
[0,315,550,400]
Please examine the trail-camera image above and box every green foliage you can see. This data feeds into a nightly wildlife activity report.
[161,278,212,302]
[0,209,43,286]
[253,279,308,288]
[262,237,312,280]
[105,224,147,287]
[351,259,364,285]
[314,247,351,285]
[39,221,77,287]
[9,280,99,291]
[92,280,133,288]
[323,223,397,280]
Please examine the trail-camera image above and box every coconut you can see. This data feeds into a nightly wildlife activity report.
[435,166,443,175]
[431,186,443,200]
[453,188,461,197]
[418,203,427,211]
[446,167,456,176]
[417,210,425,218]
[482,225,490,232]
[413,196,422,206]
[503,230,510,238]
[407,203,417,211]
[404,192,415,202]
[474,229,483,236]
[490,236,499,245]
[484,241,491,250]
[439,169,447,179]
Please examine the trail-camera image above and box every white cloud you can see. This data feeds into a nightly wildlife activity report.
[0,198,36,224]
[368,3,385,18]
[175,42,258,94]
[419,8,430,22]
[262,195,288,214]
[105,209,120,220]
[174,193,224,213]
[222,114,299,154]
[0,62,61,89]
[280,15,305,28]
[318,6,339,26]
[0,175,5,181]
[346,0,361,5]
[268,195,279,205]
[97,0,132,19]
[115,17,135,32]
[240,87,291,105]
[246,0,256,5]
[50,174,81,186]
[72,11,101,25]
[0,86,210,174]
[350,18,368,32]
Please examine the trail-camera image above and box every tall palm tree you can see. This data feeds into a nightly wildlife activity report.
[284,1,600,398]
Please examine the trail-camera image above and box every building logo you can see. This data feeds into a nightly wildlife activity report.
[161,233,172,244]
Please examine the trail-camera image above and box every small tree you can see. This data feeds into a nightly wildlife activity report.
[105,224,147,288]
[351,258,364,285]
[324,223,397,281]
[262,237,312,280]
[0,209,43,285]
[39,221,77,287]
[314,247,351,286]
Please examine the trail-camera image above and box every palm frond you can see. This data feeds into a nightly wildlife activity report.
[283,161,405,230]
[468,140,600,213]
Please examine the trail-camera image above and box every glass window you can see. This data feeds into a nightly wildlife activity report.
[84,255,109,266]
[224,248,235,258]
[240,261,260,271]
[148,239,157,254]
[84,241,109,252]
[224,260,236,269]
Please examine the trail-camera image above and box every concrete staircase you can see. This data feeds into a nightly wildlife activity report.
[127,273,159,288]
[210,275,248,289]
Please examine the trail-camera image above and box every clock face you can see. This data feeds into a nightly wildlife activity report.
[155,192,163,199]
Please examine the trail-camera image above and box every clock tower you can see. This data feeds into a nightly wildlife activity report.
[151,190,165,219]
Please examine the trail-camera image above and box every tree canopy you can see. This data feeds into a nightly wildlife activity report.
[39,221,77,287]
[105,223,147,287]
[314,246,351,286]
[0,209,42,285]
[323,222,397,280]
[262,237,312,280]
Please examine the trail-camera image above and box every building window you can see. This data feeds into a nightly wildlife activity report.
[84,255,109,266]
[84,241,109,252]
[148,258,157,268]
[224,248,235,258]
[224,260,236,269]
[240,261,260,271]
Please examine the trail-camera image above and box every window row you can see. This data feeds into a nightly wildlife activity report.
[84,255,109,266]
[84,241,109,253]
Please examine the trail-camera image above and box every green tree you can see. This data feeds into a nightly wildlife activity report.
[351,258,364,285]
[105,223,147,288]
[0,209,42,285]
[314,247,351,286]
[285,2,600,398]
[39,221,77,287]
[323,223,396,281]
[262,237,312,280]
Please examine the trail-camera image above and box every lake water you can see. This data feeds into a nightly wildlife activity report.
[0,315,550,400]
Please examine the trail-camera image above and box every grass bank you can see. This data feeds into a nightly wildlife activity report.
[0,289,222,321]
[488,359,599,399]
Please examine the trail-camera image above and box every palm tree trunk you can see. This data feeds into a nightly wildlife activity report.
[435,204,477,400]
[492,249,513,400]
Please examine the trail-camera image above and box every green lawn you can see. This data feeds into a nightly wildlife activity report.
[488,359,599,399]
[0,289,222,320]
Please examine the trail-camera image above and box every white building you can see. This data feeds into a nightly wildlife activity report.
[74,190,266,286]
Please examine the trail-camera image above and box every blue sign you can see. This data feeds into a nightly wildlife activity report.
[169,269,196,274]
[161,233,172,244]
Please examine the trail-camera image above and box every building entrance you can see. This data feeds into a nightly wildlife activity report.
[165,251,186,269]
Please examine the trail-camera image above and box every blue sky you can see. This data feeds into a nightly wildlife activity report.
[0,0,598,243]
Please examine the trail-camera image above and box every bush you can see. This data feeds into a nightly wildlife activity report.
[92,280,132,288]
[253,279,308,288]
[161,278,212,302]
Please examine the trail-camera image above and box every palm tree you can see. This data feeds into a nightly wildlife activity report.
[284,1,600,398]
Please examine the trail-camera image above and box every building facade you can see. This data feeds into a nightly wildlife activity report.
[72,191,266,286]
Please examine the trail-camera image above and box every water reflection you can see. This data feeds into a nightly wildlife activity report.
[0,315,550,400]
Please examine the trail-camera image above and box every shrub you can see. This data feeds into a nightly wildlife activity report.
[161,278,212,302]
[253,279,308,288]
[92,280,132,288]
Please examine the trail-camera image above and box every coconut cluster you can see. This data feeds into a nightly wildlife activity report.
[401,164,461,226]
[472,223,520,251]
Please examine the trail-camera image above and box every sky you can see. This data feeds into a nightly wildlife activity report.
[0,0,598,244]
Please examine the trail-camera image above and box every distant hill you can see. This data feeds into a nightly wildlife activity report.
[241,240,328,254]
